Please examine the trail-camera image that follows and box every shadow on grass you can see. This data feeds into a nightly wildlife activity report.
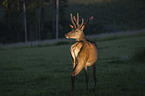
[131,48,145,63]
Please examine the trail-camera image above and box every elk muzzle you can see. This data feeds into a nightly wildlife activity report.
[65,33,70,39]
[65,31,75,39]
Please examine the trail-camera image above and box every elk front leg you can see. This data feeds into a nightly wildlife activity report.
[71,57,76,71]
[84,66,89,90]
[70,42,83,71]
[71,60,86,91]
[71,75,75,92]
[70,45,76,70]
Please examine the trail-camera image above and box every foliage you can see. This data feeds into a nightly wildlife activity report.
[0,0,68,44]
[66,0,145,33]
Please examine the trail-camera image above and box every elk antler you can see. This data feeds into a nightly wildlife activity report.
[70,13,76,29]
[83,16,94,26]
[70,13,93,29]
[70,13,84,29]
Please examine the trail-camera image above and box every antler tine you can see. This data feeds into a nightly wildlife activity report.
[76,13,79,26]
[83,16,94,26]
[80,18,84,27]
[73,16,77,23]
[70,13,76,28]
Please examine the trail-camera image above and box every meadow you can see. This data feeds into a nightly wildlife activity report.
[0,31,145,96]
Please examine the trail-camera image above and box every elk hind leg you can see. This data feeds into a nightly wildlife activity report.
[84,66,89,90]
[93,63,97,89]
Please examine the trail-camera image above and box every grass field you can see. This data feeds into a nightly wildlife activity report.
[0,32,145,96]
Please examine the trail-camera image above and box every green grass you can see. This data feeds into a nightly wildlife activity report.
[0,32,145,96]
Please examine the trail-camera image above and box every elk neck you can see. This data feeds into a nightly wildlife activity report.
[77,32,87,42]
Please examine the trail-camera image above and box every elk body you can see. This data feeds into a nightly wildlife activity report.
[65,13,98,91]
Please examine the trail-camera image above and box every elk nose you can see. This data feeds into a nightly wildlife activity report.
[65,34,69,38]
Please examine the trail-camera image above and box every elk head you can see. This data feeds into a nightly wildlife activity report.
[65,13,94,41]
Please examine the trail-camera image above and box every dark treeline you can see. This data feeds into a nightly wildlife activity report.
[0,0,68,44]
[0,0,145,44]
[67,0,145,34]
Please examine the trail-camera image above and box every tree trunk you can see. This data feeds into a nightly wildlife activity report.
[52,0,55,35]
[17,0,20,11]
[38,8,41,41]
[56,0,59,40]
[23,0,28,42]
[40,1,45,36]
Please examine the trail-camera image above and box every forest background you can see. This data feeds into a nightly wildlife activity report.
[0,0,145,44]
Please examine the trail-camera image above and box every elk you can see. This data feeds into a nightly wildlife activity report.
[65,13,98,91]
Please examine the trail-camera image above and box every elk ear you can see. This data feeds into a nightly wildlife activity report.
[69,24,74,29]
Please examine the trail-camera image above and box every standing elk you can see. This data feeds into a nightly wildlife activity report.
[65,13,98,91]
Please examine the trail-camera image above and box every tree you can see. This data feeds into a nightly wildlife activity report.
[1,0,24,43]
[56,0,59,40]
[0,0,67,43]
[23,0,28,42]
[27,0,51,41]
